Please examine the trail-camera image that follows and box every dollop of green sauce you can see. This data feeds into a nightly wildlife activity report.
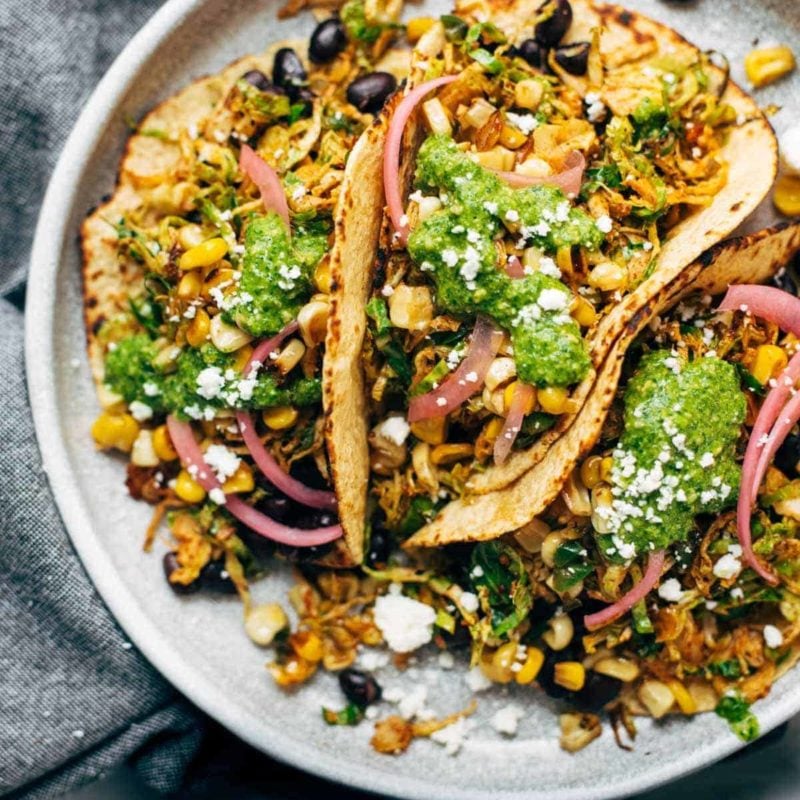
[607,351,745,554]
[407,135,603,387]
[232,213,326,337]
[104,334,320,419]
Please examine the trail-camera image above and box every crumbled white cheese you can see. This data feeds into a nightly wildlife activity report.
[506,111,539,135]
[764,624,784,649]
[713,553,742,580]
[142,382,160,397]
[780,124,800,176]
[460,592,479,613]
[730,587,744,600]
[209,487,227,505]
[438,651,455,669]
[357,648,391,671]
[196,366,225,400]
[537,288,569,312]
[490,704,524,736]
[465,666,492,692]
[377,415,411,446]
[204,444,241,482]
[657,578,685,603]
[128,400,153,422]
[430,717,471,755]
[373,594,436,653]
[595,214,613,234]
[384,684,429,719]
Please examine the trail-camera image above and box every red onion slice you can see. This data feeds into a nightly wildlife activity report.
[583,549,666,631]
[384,75,458,246]
[719,284,800,337]
[166,415,341,547]
[493,383,534,465]
[239,143,291,230]
[408,315,504,422]
[490,151,586,197]
[505,255,525,279]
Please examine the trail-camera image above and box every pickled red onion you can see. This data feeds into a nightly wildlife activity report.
[166,415,341,546]
[490,151,586,197]
[383,75,458,245]
[493,383,534,465]
[248,320,299,368]
[408,315,504,422]
[719,284,800,338]
[505,255,525,279]
[239,143,290,229]
[583,550,666,631]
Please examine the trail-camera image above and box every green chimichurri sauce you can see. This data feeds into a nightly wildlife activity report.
[104,333,320,419]
[407,134,604,387]
[231,213,326,337]
[605,350,745,555]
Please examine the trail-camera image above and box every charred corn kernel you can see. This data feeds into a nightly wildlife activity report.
[186,308,211,347]
[462,98,497,129]
[430,443,474,465]
[96,383,125,412]
[152,424,178,461]
[543,614,574,651]
[593,657,640,683]
[591,482,614,533]
[210,315,253,353]
[179,237,228,270]
[513,517,550,553]
[91,412,139,452]
[541,529,574,568]
[274,338,306,375]
[313,258,332,294]
[388,284,434,331]
[751,344,789,384]
[131,429,159,467]
[588,261,627,292]
[262,405,299,430]
[232,344,254,373]
[571,295,597,327]
[485,357,517,391]
[416,195,443,222]
[244,602,288,646]
[499,124,528,150]
[774,175,800,217]
[667,680,697,715]
[410,416,447,445]
[223,462,255,494]
[515,647,545,684]
[422,97,452,136]
[153,344,181,372]
[556,246,574,275]
[482,386,506,416]
[412,442,438,493]
[554,662,585,692]
[297,300,330,347]
[482,415,505,442]
[745,45,796,88]
[580,455,603,490]
[638,680,674,719]
[174,469,207,503]
[473,146,516,172]
[177,271,203,299]
[177,224,205,250]
[514,79,544,111]
[538,386,569,415]
[504,381,536,414]
[600,456,614,482]
[406,16,436,43]
[292,630,324,662]
[489,641,519,684]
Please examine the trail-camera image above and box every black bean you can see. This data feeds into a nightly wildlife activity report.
[273,47,308,99]
[572,671,622,712]
[554,41,590,75]
[365,527,392,568]
[339,668,382,706]
[275,542,335,563]
[309,17,347,64]
[516,38,545,68]
[346,72,397,113]
[771,265,799,297]
[536,657,571,699]
[241,69,273,91]
[775,433,800,477]
[198,560,238,594]
[260,494,294,523]
[534,0,573,47]
[162,552,201,595]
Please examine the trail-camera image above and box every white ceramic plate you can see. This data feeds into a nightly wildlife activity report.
[26,1,800,798]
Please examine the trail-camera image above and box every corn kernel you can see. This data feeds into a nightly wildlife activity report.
[600,456,614,482]
[486,641,518,684]
[274,339,306,375]
[388,284,434,331]
[593,656,640,683]
[245,602,288,646]
[174,469,207,503]
[499,124,528,150]
[179,237,228,270]
[410,416,448,445]
[422,97,452,136]
[186,308,211,347]
[210,315,253,353]
[580,455,603,490]
[91,412,140,452]
[297,300,330,347]
[314,257,332,294]
[554,661,585,692]
[514,79,544,111]
[504,381,536,414]
[774,175,800,217]
[667,680,698,715]
[232,344,254,373]
[223,462,255,494]
[638,679,674,719]
[485,357,517,391]
[406,16,436,43]
[751,344,789,385]
[588,261,628,292]
[571,295,597,327]
[262,405,299,430]
[462,98,497,129]
[177,271,203,299]
[430,443,474,465]
[516,157,552,178]
[745,45,796,88]
[292,630,324,663]
[152,424,178,461]
[177,224,206,250]
[538,386,569,415]
[131,429,159,467]
[473,146,516,172]
[515,647,545,684]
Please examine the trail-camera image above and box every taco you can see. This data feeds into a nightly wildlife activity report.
[82,13,412,583]
[326,0,778,561]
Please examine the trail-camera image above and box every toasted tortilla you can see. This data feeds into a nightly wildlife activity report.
[327,0,778,560]
[405,223,800,549]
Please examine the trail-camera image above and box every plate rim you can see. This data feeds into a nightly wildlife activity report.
[23,1,800,798]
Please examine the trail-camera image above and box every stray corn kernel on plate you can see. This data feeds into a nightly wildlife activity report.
[24,0,800,797]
